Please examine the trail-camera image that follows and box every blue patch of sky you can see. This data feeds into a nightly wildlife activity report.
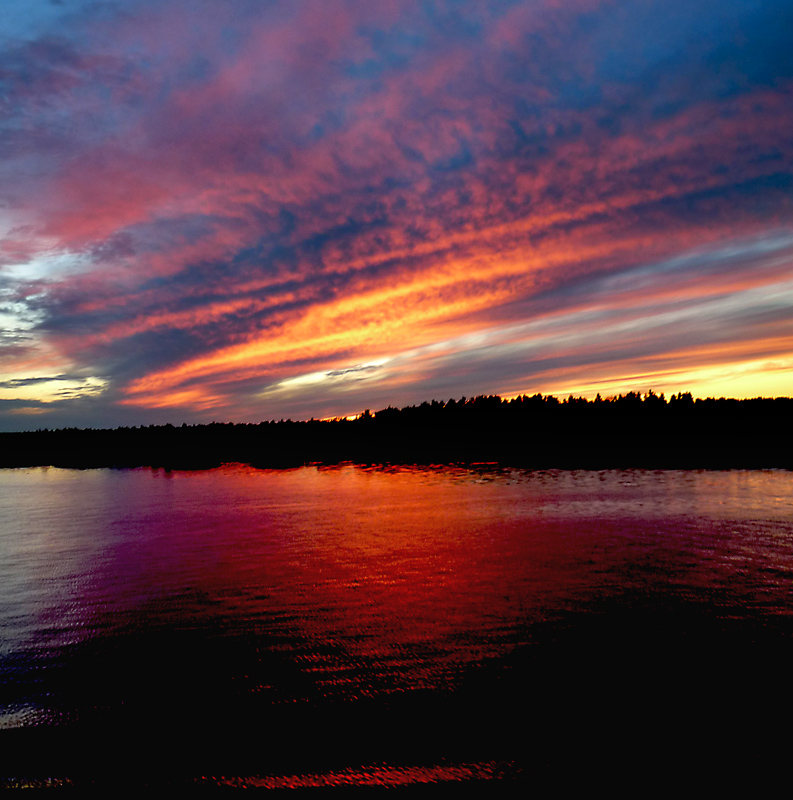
[345,29,424,80]
[1,0,95,44]
[593,0,793,104]
[431,141,474,173]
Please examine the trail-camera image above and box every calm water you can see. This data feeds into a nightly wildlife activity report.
[1,464,792,786]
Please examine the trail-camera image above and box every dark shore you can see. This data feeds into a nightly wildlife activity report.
[1,392,791,470]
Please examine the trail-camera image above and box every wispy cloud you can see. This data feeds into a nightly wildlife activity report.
[1,0,791,428]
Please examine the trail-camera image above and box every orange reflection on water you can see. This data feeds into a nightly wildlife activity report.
[170,463,603,702]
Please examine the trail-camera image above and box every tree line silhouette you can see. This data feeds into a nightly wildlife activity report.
[1,391,790,469]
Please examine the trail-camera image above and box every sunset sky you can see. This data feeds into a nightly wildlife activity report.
[1,0,792,429]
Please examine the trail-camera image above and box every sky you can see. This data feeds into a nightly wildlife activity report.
[1,0,792,429]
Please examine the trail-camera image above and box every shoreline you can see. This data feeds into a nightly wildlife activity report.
[1,393,791,470]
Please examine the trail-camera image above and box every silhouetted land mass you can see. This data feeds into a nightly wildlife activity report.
[1,391,791,470]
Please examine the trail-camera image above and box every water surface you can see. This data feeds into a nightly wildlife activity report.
[1,465,792,785]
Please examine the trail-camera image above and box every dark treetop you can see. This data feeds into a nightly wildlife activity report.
[1,392,791,470]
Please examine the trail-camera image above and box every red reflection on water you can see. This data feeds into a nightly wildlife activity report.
[150,464,600,699]
[4,463,793,732]
[204,760,519,788]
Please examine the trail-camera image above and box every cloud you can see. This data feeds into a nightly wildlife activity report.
[1,1,792,429]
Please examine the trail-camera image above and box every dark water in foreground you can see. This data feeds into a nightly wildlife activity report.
[1,465,792,788]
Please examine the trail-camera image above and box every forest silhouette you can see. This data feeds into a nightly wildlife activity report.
[1,391,791,470]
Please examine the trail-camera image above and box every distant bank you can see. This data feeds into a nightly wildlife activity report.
[1,392,791,470]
